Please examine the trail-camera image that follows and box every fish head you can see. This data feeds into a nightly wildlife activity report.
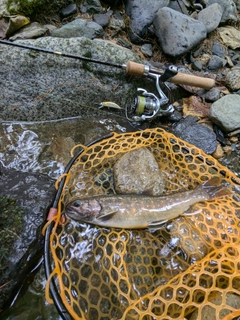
[65,199,102,222]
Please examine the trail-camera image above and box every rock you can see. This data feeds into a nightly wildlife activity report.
[212,40,227,58]
[108,12,125,29]
[197,3,223,33]
[141,43,153,57]
[206,0,238,23]
[204,87,221,102]
[172,116,217,154]
[0,37,146,121]
[210,95,240,132]
[113,147,166,195]
[9,22,48,40]
[168,0,189,14]
[191,59,202,71]
[153,7,207,57]
[93,13,110,27]
[60,3,77,18]
[50,18,104,39]
[0,0,9,15]
[207,55,226,70]
[0,164,55,310]
[79,0,104,13]
[123,0,170,44]
[225,67,240,91]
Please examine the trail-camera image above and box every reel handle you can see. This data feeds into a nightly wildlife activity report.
[125,61,215,90]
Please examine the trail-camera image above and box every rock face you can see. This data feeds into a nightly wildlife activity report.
[210,95,240,132]
[153,7,207,57]
[113,147,166,195]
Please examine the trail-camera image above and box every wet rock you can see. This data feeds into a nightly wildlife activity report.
[153,7,207,57]
[207,55,226,70]
[0,164,54,310]
[206,0,238,23]
[225,67,240,91]
[141,43,153,57]
[172,115,217,154]
[210,94,240,132]
[113,147,166,195]
[9,22,48,40]
[93,13,110,27]
[123,0,170,44]
[80,0,104,13]
[197,3,223,33]
[60,3,77,18]
[50,18,104,39]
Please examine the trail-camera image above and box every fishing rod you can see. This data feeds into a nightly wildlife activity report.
[0,39,215,89]
[0,39,215,121]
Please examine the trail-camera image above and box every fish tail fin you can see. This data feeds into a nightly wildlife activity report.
[201,177,232,200]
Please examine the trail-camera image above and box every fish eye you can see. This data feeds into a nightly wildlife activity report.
[73,201,81,208]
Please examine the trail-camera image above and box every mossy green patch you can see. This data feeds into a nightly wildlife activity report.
[0,195,24,276]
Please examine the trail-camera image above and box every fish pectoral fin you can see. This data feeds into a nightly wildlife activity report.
[148,219,168,229]
[96,211,118,221]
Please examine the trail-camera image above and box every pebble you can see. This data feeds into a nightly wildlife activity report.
[225,67,240,91]
[191,59,202,71]
[197,3,223,33]
[60,3,77,18]
[212,142,224,159]
[93,13,110,27]
[212,41,227,58]
[79,0,104,14]
[50,18,104,39]
[210,94,240,132]
[141,43,153,57]
[207,55,227,70]
[153,7,207,57]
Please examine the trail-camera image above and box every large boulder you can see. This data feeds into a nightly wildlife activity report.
[153,7,207,57]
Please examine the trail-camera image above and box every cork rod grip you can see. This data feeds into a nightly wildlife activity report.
[126,61,215,90]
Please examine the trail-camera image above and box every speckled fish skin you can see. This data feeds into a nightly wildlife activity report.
[65,177,231,229]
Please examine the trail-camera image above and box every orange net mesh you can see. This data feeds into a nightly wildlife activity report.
[45,128,240,320]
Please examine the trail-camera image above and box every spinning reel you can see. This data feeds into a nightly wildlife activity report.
[126,65,178,122]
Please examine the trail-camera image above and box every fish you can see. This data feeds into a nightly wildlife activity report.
[65,177,231,229]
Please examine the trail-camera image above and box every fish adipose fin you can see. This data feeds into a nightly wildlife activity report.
[201,177,232,199]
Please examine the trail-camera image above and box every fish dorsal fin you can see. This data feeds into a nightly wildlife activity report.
[96,211,117,221]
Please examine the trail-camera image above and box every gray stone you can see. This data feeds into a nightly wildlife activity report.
[93,13,110,27]
[172,116,217,154]
[109,12,125,30]
[50,18,104,39]
[197,3,223,33]
[225,67,240,91]
[153,7,207,57]
[210,94,240,132]
[192,60,202,71]
[9,22,48,40]
[206,0,238,23]
[0,37,146,121]
[212,40,227,58]
[141,43,153,57]
[80,0,104,13]
[123,0,170,43]
[60,3,77,18]
[207,55,226,70]
[113,147,166,196]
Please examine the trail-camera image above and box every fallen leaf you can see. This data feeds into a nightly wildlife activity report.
[218,26,240,49]
[182,96,210,118]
